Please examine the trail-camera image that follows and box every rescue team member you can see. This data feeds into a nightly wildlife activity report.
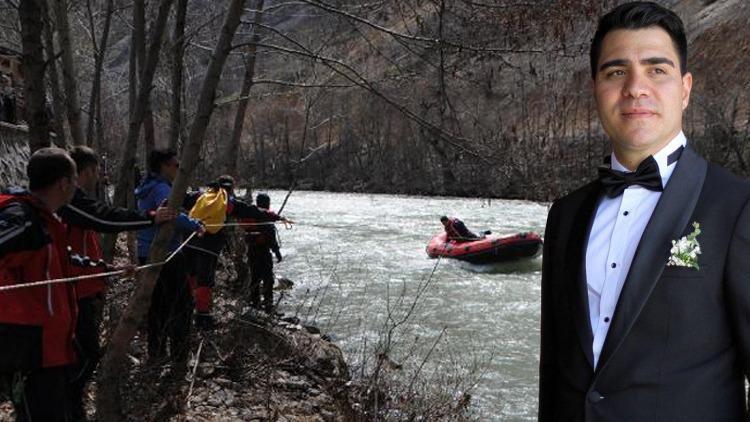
[0,148,106,421]
[246,193,284,313]
[135,149,204,363]
[184,176,288,329]
[439,216,481,242]
[62,146,177,421]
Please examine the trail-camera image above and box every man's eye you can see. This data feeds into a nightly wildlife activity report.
[653,68,667,75]
[607,69,625,77]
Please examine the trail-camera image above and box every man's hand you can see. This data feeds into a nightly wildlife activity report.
[274,250,283,263]
[196,223,206,237]
[154,206,178,224]
[281,217,294,226]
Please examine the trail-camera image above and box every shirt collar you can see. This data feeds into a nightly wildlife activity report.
[611,131,687,188]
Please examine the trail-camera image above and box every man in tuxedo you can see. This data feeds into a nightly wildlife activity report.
[539,2,750,420]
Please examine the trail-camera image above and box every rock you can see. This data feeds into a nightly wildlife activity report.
[320,409,336,422]
[208,390,225,406]
[215,377,232,387]
[303,325,321,334]
[275,277,295,290]
[281,316,300,325]
[224,390,236,406]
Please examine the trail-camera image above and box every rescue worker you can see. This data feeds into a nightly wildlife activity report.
[62,146,177,420]
[0,148,87,421]
[246,193,284,313]
[135,149,203,363]
[184,176,286,329]
[440,216,481,242]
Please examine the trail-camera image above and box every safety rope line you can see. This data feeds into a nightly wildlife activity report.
[0,220,295,292]
[0,231,198,293]
[203,221,293,230]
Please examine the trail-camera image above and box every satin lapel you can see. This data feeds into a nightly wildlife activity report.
[596,147,707,373]
[564,182,601,370]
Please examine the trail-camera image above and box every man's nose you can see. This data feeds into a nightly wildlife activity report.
[622,70,650,99]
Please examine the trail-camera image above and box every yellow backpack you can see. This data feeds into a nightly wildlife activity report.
[189,188,228,234]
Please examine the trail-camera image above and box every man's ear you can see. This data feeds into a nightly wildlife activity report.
[681,72,693,110]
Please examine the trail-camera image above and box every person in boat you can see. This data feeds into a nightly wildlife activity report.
[440,216,480,242]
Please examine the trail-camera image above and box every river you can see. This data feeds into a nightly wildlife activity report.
[264,190,549,420]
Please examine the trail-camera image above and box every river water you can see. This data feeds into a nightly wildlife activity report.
[265,190,549,420]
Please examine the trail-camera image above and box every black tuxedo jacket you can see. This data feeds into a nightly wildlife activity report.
[539,147,750,421]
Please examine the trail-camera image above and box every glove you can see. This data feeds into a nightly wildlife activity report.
[274,250,283,263]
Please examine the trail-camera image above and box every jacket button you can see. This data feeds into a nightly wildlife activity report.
[588,390,604,403]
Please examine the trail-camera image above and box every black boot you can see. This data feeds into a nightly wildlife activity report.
[195,312,216,330]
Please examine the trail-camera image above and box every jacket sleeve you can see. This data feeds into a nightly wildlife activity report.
[0,203,46,258]
[232,199,280,221]
[270,227,280,253]
[724,197,750,388]
[539,201,560,421]
[174,212,202,233]
[59,189,154,233]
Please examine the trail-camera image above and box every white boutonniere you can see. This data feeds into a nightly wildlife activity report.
[667,222,701,269]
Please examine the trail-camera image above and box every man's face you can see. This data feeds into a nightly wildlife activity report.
[593,27,692,158]
[78,164,99,193]
[56,172,77,208]
[161,157,179,182]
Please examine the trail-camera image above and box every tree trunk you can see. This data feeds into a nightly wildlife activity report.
[135,0,156,154]
[53,0,85,145]
[96,1,247,420]
[168,0,188,150]
[224,0,264,175]
[19,0,50,152]
[41,8,66,147]
[102,0,174,263]
[85,0,114,149]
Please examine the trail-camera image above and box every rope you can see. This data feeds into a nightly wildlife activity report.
[0,231,198,293]
[203,221,293,230]
[0,219,295,292]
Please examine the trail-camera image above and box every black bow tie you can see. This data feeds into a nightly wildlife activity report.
[597,146,684,198]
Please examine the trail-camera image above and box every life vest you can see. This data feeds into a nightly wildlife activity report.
[445,218,462,240]
[189,188,229,234]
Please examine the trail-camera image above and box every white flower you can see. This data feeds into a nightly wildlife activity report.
[667,222,701,269]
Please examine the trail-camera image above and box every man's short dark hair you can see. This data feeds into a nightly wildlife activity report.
[69,145,99,173]
[256,192,270,209]
[217,175,235,190]
[590,1,688,79]
[27,147,76,191]
[148,149,177,174]
[440,216,449,223]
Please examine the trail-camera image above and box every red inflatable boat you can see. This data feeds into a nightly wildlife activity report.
[426,232,543,264]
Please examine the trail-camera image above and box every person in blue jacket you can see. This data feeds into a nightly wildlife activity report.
[135,148,203,363]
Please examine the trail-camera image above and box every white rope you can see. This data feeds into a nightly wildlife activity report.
[0,218,297,292]
[0,231,198,293]
[203,220,293,229]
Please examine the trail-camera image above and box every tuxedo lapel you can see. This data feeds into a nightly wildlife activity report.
[596,146,707,373]
[564,182,601,370]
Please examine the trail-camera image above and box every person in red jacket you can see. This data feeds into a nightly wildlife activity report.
[0,148,81,421]
[63,146,177,421]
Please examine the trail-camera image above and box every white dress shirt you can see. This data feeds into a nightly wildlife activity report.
[586,132,687,367]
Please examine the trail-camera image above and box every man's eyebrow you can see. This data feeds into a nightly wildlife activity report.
[642,57,675,67]
[599,59,628,72]
[598,57,676,72]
